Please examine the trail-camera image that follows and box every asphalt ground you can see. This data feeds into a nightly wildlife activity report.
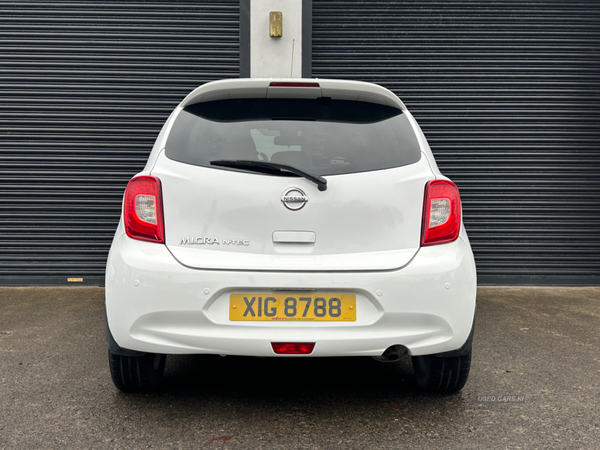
[0,286,599,449]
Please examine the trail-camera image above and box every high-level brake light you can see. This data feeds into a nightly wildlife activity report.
[269,82,320,88]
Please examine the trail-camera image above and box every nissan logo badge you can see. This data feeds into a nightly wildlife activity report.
[281,188,308,211]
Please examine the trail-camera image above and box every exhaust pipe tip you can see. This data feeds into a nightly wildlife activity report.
[372,345,409,362]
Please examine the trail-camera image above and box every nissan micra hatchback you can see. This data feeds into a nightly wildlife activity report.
[105,79,477,393]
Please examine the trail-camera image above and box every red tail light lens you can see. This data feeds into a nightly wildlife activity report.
[421,179,461,246]
[124,176,164,243]
[272,343,315,355]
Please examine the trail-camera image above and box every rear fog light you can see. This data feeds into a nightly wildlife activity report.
[271,343,315,355]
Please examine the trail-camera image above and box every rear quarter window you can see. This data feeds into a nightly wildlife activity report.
[165,98,422,176]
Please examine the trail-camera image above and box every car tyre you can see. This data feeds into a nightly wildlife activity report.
[412,350,471,393]
[108,350,166,392]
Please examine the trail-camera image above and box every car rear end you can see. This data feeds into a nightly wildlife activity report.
[105,79,476,391]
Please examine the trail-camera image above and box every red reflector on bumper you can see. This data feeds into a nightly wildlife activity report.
[271,343,315,355]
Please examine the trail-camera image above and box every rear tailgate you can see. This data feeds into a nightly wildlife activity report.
[153,151,433,271]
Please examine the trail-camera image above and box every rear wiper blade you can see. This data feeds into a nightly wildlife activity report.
[210,159,327,191]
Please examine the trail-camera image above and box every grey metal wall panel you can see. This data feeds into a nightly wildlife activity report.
[312,0,600,285]
[0,1,239,285]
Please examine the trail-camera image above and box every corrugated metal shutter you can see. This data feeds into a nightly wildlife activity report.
[312,0,600,285]
[0,1,239,285]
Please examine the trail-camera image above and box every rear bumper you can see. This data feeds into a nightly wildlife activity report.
[105,232,477,357]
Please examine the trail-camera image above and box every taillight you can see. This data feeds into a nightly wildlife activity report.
[124,176,164,243]
[421,179,461,246]
[271,343,315,355]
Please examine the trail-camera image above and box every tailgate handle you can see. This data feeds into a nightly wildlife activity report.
[272,231,316,244]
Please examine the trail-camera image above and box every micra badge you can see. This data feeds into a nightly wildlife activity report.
[180,237,249,246]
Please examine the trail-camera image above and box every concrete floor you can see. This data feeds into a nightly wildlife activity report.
[0,286,599,449]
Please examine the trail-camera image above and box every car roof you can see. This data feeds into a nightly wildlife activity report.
[179,78,407,111]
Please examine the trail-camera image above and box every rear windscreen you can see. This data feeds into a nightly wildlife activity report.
[165,98,421,176]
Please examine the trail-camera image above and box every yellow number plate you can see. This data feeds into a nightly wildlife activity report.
[229,293,356,321]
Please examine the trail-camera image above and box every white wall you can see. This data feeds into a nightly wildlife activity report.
[250,0,303,78]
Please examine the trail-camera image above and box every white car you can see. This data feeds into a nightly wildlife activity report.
[105,78,477,393]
